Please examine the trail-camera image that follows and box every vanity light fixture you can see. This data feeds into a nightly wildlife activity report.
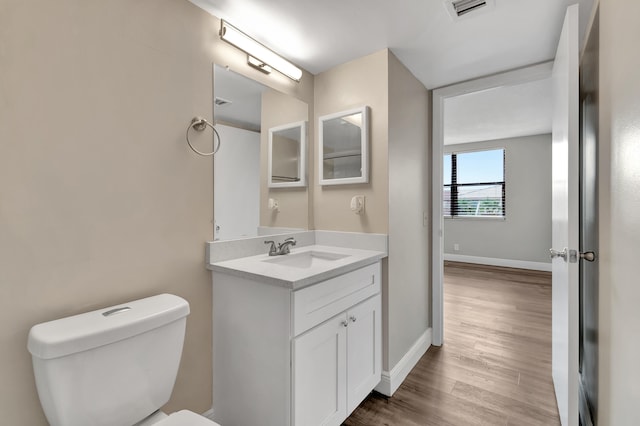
[219,20,303,82]
[248,56,272,75]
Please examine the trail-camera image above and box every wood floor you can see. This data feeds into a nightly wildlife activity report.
[343,262,559,426]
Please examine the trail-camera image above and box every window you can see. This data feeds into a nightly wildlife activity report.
[444,148,505,218]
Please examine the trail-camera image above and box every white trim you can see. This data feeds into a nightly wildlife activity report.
[201,408,215,420]
[374,328,432,397]
[444,254,552,272]
[267,120,307,188]
[432,90,444,346]
[432,62,553,348]
[318,106,370,185]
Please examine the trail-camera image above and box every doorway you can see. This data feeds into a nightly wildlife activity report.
[431,63,554,345]
[431,63,559,424]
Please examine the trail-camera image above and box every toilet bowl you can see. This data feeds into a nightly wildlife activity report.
[28,294,221,426]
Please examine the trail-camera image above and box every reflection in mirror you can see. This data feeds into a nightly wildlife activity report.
[213,64,309,241]
[319,106,370,185]
[268,121,306,188]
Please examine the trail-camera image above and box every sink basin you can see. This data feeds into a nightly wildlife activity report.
[263,250,350,269]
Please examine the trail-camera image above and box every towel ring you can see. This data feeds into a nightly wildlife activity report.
[186,117,221,156]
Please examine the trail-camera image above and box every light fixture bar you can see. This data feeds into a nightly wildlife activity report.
[247,56,272,75]
[220,20,303,82]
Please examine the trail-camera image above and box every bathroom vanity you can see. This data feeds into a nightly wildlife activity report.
[209,239,386,426]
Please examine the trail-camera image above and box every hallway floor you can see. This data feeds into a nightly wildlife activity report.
[343,262,560,426]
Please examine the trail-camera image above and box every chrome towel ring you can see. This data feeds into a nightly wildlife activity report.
[186,117,221,156]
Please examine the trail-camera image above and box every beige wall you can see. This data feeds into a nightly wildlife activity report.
[444,134,552,264]
[598,0,640,423]
[387,52,431,368]
[313,50,389,234]
[260,89,310,230]
[0,1,312,424]
[312,50,431,374]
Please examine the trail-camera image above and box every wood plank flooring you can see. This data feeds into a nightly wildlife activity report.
[343,262,559,426]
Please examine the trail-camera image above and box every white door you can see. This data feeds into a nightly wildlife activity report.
[293,314,347,426]
[551,4,580,426]
[346,296,382,415]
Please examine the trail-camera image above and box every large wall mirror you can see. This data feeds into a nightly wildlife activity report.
[213,65,309,241]
[318,106,370,185]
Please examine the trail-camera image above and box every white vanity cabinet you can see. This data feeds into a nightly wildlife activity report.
[294,295,381,425]
[212,260,382,426]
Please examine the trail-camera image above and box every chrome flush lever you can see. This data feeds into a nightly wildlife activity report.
[102,307,131,317]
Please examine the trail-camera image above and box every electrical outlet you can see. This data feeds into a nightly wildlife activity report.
[454,243,460,251]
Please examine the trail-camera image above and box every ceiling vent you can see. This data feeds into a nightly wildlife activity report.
[445,0,495,20]
[214,97,232,106]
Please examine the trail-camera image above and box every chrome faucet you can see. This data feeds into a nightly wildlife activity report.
[264,237,297,256]
[277,237,297,255]
[264,240,278,256]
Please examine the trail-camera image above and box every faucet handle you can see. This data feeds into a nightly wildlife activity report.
[264,240,277,256]
[276,237,297,255]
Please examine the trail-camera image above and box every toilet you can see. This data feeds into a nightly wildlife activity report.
[27,294,221,426]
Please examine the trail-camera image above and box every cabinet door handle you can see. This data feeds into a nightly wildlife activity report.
[349,315,357,323]
[341,320,349,328]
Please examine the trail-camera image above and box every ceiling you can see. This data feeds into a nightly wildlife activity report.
[444,77,552,145]
[193,0,593,145]
[189,0,594,89]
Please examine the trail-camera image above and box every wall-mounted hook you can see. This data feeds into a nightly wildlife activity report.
[350,195,365,215]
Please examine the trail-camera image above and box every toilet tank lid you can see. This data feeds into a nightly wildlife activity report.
[28,294,190,360]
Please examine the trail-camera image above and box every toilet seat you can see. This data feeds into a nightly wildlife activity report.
[156,410,221,426]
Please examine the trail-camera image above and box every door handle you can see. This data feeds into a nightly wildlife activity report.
[553,249,597,263]
[549,248,568,261]
[579,251,596,262]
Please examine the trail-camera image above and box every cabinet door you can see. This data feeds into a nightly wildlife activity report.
[346,295,382,415]
[294,314,347,426]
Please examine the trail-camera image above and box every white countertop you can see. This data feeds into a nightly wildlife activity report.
[210,244,386,290]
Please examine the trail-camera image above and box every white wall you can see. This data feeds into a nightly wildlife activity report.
[444,134,552,266]
[214,125,260,240]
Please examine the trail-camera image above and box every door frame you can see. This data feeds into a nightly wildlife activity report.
[431,62,553,345]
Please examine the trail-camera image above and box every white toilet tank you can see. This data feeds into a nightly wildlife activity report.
[28,294,190,426]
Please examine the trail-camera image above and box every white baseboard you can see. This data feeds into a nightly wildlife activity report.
[375,328,432,397]
[202,408,215,420]
[444,253,551,272]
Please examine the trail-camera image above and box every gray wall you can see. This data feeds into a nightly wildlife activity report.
[388,52,431,368]
[444,134,552,264]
